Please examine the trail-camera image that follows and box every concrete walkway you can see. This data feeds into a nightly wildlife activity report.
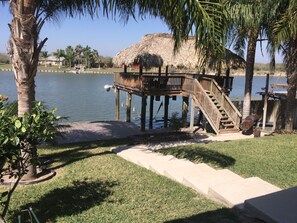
[111,141,296,223]
[56,121,296,223]
[56,121,144,144]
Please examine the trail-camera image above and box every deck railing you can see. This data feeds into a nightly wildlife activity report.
[114,72,142,90]
[114,72,184,94]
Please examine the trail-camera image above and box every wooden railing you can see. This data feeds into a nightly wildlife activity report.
[183,77,222,133]
[114,72,183,94]
[114,72,142,89]
[200,77,242,128]
[142,75,184,92]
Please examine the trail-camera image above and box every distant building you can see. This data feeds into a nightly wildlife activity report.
[39,55,64,67]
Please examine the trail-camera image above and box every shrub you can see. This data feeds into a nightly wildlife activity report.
[0,100,60,222]
[170,112,182,132]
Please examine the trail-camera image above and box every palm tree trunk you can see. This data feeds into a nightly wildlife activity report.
[9,0,47,180]
[284,38,297,131]
[242,31,258,119]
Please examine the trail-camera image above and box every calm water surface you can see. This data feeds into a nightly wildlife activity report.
[0,72,287,126]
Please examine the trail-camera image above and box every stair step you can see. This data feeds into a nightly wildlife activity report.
[222,123,235,127]
[221,119,233,123]
[219,128,240,134]
[183,169,244,195]
[244,186,297,223]
[208,177,281,208]
[163,163,216,183]
[148,158,196,177]
[137,154,177,169]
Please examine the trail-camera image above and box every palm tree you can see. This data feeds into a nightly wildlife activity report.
[75,44,83,66]
[226,0,268,119]
[53,48,65,69]
[90,49,99,68]
[65,45,75,68]
[40,51,49,67]
[273,0,297,131]
[82,45,92,68]
[1,0,227,182]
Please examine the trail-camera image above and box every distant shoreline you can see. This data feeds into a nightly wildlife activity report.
[0,68,287,77]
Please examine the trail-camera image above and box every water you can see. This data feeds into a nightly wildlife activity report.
[0,71,287,126]
[229,75,287,100]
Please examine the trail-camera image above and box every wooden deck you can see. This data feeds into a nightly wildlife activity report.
[114,72,241,134]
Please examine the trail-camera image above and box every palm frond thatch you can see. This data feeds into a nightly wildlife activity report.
[113,33,245,70]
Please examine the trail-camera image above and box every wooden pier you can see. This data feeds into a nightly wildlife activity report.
[113,70,242,134]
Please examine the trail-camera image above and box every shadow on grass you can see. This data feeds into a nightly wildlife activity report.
[45,146,112,170]
[164,207,239,223]
[40,139,129,170]
[159,146,236,168]
[12,179,118,222]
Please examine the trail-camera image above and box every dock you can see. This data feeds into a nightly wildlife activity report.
[113,70,242,134]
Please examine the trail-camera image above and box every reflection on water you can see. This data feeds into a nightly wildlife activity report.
[0,72,287,125]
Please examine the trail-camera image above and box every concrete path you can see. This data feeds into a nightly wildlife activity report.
[111,143,296,223]
[56,121,143,144]
[55,121,296,223]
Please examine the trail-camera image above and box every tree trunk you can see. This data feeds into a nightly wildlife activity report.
[284,38,297,131]
[242,31,258,119]
[9,0,47,180]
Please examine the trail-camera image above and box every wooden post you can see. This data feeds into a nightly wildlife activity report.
[158,66,161,89]
[126,92,132,122]
[262,73,269,130]
[149,96,154,129]
[115,87,120,121]
[124,65,127,73]
[165,65,169,76]
[164,96,169,128]
[190,97,195,131]
[158,66,162,75]
[182,96,189,128]
[139,66,143,76]
[225,67,230,94]
[197,109,204,126]
[141,95,147,132]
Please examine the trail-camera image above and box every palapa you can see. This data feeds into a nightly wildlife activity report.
[113,33,245,71]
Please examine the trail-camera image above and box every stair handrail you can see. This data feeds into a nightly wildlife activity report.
[183,77,222,133]
[210,78,242,128]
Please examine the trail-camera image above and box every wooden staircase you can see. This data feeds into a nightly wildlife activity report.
[205,90,239,133]
[183,77,242,134]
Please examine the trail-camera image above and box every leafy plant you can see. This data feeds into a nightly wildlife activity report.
[170,112,182,132]
[0,100,60,223]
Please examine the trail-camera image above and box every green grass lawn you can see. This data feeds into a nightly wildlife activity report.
[158,134,297,189]
[1,141,238,223]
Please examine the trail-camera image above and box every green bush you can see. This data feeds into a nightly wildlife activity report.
[0,100,60,222]
[170,112,182,132]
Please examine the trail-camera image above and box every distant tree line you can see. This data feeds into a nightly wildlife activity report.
[39,45,113,69]
[0,53,10,64]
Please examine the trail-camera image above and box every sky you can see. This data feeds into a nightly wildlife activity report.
[0,4,282,63]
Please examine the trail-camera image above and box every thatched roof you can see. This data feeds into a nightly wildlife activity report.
[113,33,245,70]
